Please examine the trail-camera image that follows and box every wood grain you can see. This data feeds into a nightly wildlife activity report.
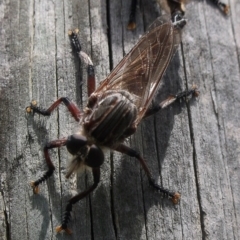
[0,0,239,239]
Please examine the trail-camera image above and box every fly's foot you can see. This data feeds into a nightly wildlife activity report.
[149,178,181,204]
[127,21,136,30]
[30,181,40,194]
[191,84,200,97]
[218,2,230,15]
[56,225,72,235]
[68,28,79,36]
[68,28,81,53]
[26,100,38,113]
[171,192,181,204]
[26,100,51,116]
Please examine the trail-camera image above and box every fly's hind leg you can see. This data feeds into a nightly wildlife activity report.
[114,144,180,204]
[56,167,100,234]
[68,29,95,96]
[144,85,199,118]
[30,138,67,194]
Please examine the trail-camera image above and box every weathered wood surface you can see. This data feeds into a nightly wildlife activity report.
[0,0,240,239]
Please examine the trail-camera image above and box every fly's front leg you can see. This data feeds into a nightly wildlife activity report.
[26,97,81,122]
[30,138,67,194]
[114,144,180,204]
[56,167,100,234]
[68,29,96,96]
[144,85,199,118]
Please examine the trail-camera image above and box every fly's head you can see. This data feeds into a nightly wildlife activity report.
[65,134,104,178]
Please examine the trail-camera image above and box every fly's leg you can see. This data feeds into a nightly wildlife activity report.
[30,138,67,194]
[56,167,100,234]
[144,85,199,118]
[68,29,95,96]
[127,0,137,30]
[26,97,81,122]
[209,0,229,15]
[127,0,185,31]
[114,144,180,204]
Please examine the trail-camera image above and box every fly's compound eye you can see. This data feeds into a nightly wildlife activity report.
[85,145,104,168]
[66,134,87,155]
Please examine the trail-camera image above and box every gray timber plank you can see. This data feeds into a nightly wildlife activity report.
[0,0,239,239]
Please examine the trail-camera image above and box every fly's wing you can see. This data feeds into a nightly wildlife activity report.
[94,15,183,126]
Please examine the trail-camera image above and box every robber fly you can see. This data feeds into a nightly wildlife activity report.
[128,0,230,30]
[26,12,198,234]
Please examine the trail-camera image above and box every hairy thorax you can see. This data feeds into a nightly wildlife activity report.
[81,90,138,147]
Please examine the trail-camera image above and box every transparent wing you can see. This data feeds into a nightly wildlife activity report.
[94,15,183,125]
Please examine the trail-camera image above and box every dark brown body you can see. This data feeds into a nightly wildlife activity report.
[83,90,137,147]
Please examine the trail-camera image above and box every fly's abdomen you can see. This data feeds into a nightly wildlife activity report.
[83,90,137,146]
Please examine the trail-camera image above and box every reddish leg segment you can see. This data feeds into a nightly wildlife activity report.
[56,167,100,234]
[30,138,67,194]
[114,144,180,204]
[26,97,81,122]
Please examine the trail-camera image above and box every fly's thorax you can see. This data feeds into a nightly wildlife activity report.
[82,90,138,146]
